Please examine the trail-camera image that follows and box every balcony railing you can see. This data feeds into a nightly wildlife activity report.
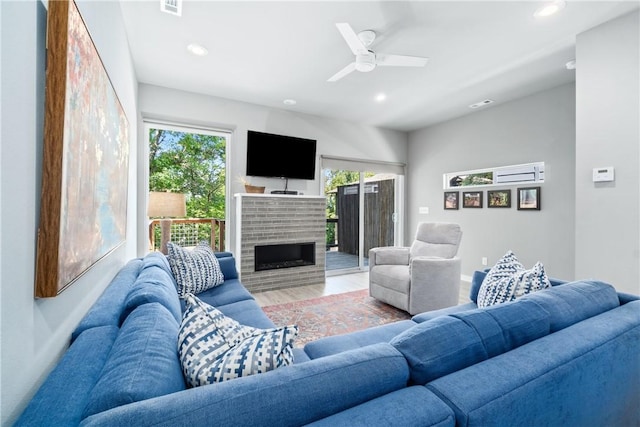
[149,218,225,253]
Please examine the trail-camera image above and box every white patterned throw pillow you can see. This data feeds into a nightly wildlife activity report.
[166,241,225,297]
[477,250,551,308]
[178,294,298,386]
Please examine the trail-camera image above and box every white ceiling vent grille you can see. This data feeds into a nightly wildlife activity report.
[160,0,182,17]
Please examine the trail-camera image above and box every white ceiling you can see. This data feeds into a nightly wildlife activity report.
[119,1,639,132]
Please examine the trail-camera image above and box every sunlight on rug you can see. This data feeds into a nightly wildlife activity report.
[262,289,412,348]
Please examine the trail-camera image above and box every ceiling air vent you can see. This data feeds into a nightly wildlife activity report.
[160,0,182,16]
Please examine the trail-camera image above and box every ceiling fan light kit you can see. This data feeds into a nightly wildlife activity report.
[328,22,429,82]
[355,53,376,72]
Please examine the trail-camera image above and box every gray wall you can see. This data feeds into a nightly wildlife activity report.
[137,84,408,256]
[575,11,639,293]
[0,1,138,424]
[407,84,576,281]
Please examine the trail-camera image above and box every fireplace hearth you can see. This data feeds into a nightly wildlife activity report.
[255,242,315,272]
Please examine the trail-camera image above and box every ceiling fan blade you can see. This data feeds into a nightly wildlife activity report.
[336,23,369,56]
[327,62,356,82]
[376,53,429,67]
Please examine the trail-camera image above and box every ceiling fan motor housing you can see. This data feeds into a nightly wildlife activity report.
[355,52,376,72]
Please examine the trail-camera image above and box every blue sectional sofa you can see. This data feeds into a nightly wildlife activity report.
[16,252,640,426]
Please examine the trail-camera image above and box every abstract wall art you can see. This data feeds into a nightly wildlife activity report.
[35,0,129,297]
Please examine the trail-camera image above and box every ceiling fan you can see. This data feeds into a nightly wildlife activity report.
[327,22,429,82]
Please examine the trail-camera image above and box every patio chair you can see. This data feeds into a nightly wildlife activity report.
[368,222,462,315]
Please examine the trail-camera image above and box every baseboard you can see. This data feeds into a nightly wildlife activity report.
[461,274,472,283]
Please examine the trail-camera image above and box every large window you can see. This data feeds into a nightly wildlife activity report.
[145,122,229,251]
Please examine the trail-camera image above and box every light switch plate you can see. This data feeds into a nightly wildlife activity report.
[419,207,429,214]
[593,167,614,182]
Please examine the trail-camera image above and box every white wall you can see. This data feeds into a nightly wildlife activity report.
[0,1,138,424]
[137,84,408,255]
[575,11,639,294]
[407,84,576,281]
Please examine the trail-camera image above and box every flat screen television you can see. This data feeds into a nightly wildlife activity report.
[246,130,317,180]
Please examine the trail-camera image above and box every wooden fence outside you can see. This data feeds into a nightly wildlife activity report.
[336,179,395,256]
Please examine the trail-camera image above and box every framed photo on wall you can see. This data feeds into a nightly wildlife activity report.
[444,191,459,210]
[462,191,483,208]
[487,189,511,208]
[517,187,541,210]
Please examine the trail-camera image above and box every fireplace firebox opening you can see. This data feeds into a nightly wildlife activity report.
[254,242,315,272]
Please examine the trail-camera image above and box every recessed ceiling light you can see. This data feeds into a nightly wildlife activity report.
[187,43,208,56]
[469,99,494,109]
[565,59,576,70]
[534,0,566,18]
[375,93,387,102]
[283,99,297,106]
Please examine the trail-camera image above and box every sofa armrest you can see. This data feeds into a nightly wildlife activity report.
[369,247,410,270]
[408,256,461,314]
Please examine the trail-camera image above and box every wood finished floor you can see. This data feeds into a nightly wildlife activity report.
[253,271,472,308]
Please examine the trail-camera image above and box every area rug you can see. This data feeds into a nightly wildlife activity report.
[262,289,412,348]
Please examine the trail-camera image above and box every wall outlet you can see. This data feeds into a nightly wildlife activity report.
[419,206,429,214]
[481,257,488,266]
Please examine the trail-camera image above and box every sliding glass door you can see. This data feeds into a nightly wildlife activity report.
[322,156,405,276]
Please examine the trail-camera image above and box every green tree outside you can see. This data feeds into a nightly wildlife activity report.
[149,129,226,219]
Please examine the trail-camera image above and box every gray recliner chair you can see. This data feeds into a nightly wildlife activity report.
[368,222,462,315]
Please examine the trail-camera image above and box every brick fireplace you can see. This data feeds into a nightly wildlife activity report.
[234,194,326,292]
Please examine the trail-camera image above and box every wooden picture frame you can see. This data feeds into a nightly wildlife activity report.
[462,191,483,208]
[487,189,511,208]
[35,0,129,297]
[444,191,459,210]
[517,186,541,210]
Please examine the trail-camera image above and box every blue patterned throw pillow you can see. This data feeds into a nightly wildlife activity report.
[477,250,551,308]
[178,294,298,386]
[166,241,224,297]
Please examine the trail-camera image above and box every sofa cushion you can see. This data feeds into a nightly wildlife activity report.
[212,298,278,329]
[477,251,550,307]
[178,294,297,386]
[119,260,182,325]
[15,326,118,427]
[452,299,551,357]
[82,303,185,419]
[71,258,143,342]
[167,241,225,297]
[390,316,488,385]
[521,280,620,332]
[142,251,177,286]
[304,320,417,359]
[80,343,411,427]
[306,385,455,427]
[412,302,477,323]
[216,254,238,280]
[192,278,254,307]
